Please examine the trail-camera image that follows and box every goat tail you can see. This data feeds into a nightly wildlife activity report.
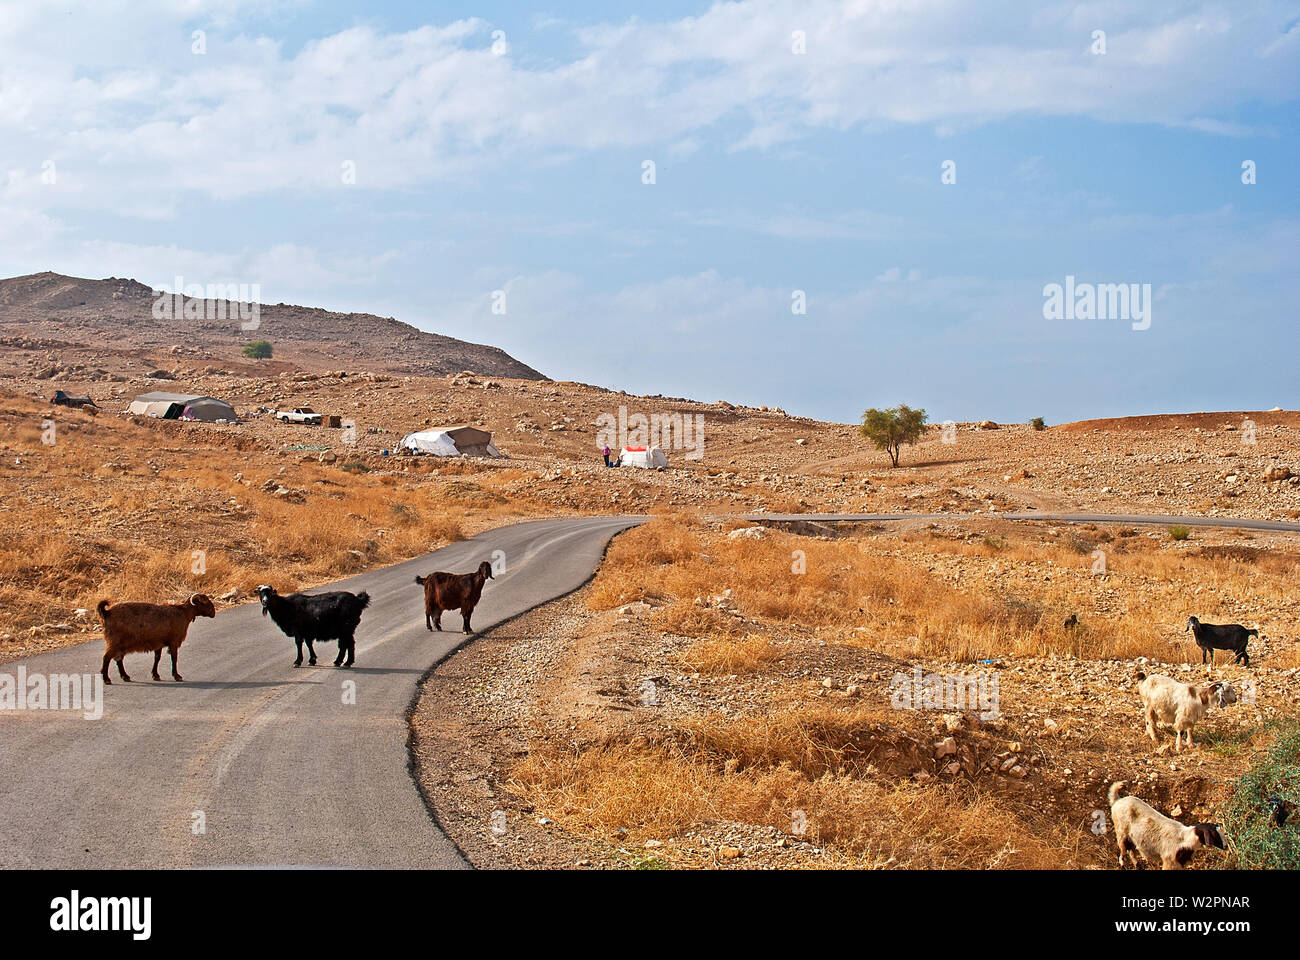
[414,575,426,586]
[1108,782,1126,806]
[96,599,111,619]
[357,591,371,610]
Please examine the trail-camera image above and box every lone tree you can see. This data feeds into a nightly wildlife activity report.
[860,404,928,468]
[241,340,272,359]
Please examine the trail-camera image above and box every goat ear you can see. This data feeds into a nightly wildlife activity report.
[1194,825,1225,849]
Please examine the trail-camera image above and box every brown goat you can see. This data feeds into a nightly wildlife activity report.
[415,561,494,634]
[98,594,216,684]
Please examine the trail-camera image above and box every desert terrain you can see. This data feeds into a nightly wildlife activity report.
[3,273,1297,869]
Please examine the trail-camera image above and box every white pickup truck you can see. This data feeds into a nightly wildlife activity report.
[275,406,323,425]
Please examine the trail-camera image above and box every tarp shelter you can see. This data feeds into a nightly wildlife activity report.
[127,391,237,422]
[620,446,669,469]
[52,390,96,408]
[399,424,501,458]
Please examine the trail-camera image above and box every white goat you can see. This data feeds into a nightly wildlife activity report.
[1108,782,1225,869]
[1136,672,1236,752]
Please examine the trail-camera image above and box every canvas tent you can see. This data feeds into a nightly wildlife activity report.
[399,424,501,458]
[619,446,669,469]
[127,391,237,422]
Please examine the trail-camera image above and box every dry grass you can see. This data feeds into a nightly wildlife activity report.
[0,396,535,650]
[510,737,1078,869]
[680,705,917,778]
[510,515,1296,868]
[586,516,1297,664]
[679,634,781,674]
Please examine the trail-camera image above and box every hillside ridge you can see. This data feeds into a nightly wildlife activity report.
[0,271,547,381]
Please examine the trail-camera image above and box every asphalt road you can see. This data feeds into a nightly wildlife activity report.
[750,511,1300,532]
[1,508,1295,870]
[0,515,643,869]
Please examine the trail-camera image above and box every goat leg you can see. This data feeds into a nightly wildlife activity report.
[101,653,113,685]
[170,646,183,682]
[293,639,303,667]
[116,657,131,682]
[152,649,163,681]
[306,640,317,666]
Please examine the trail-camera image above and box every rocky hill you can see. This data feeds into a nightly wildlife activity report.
[0,272,546,381]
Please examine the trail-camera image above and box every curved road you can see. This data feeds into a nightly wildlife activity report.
[0,515,644,869]
[0,509,1294,869]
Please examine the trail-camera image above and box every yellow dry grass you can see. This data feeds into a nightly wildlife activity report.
[510,737,1078,869]
[0,398,536,647]
[680,634,781,673]
[522,515,1299,867]
[586,515,1296,663]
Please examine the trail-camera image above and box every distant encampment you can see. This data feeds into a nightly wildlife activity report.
[127,391,237,422]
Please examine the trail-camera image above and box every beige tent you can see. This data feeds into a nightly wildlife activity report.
[400,424,500,457]
[127,391,237,422]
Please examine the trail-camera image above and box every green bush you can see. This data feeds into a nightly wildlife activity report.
[1029,417,1046,431]
[241,340,273,359]
[860,404,928,468]
[1222,719,1300,869]
[1168,525,1191,541]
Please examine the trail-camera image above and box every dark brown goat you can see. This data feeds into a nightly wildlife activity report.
[98,594,216,684]
[415,561,494,634]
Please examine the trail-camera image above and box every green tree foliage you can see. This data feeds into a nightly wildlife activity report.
[241,340,272,359]
[860,404,928,468]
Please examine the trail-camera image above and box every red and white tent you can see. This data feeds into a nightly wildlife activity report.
[619,446,669,469]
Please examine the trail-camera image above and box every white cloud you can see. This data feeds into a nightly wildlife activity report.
[0,0,1295,216]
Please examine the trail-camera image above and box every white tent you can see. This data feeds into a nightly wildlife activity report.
[399,430,463,457]
[619,446,669,469]
[399,428,501,458]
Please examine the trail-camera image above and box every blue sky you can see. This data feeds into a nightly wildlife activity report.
[2,1,1298,424]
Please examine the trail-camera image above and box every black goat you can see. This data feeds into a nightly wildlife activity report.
[1267,796,1293,828]
[257,585,371,667]
[1186,616,1257,668]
